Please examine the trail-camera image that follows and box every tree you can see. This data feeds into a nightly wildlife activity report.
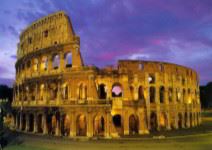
[200,82,212,108]
[0,85,13,131]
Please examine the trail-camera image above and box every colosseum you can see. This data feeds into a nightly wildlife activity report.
[12,11,201,138]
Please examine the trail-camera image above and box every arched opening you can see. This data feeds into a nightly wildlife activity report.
[178,113,183,128]
[187,89,191,104]
[33,58,38,71]
[29,114,34,132]
[159,86,165,103]
[112,114,123,135]
[17,113,20,129]
[138,63,144,70]
[84,86,87,100]
[61,114,70,136]
[47,114,57,135]
[130,86,134,100]
[98,84,107,99]
[138,86,144,100]
[13,114,16,128]
[78,84,83,100]
[37,114,43,133]
[150,112,157,131]
[149,87,155,103]
[40,84,45,100]
[62,83,68,100]
[22,114,26,131]
[52,54,60,69]
[41,56,48,71]
[148,74,155,84]
[159,112,167,129]
[183,89,186,103]
[76,114,87,136]
[26,60,31,72]
[49,83,57,100]
[65,52,72,68]
[51,115,57,135]
[129,114,139,135]
[159,64,164,72]
[168,88,173,102]
[112,83,122,97]
[176,88,181,103]
[93,115,105,136]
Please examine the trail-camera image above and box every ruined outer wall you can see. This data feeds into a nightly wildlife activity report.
[11,11,201,138]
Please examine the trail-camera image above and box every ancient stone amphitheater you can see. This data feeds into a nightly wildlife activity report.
[12,11,201,138]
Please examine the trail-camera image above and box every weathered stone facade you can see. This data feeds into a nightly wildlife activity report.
[12,11,201,138]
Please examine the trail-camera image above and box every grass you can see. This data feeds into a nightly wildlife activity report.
[3,116,212,150]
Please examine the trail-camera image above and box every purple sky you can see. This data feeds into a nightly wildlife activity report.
[0,0,212,87]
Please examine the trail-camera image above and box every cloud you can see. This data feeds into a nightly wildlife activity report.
[10,55,17,59]
[8,26,19,37]
[0,0,212,86]
[128,53,150,60]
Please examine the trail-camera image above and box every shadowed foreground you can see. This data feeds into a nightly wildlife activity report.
[4,118,212,150]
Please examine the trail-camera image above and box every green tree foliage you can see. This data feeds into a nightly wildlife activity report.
[200,82,212,108]
[0,85,13,131]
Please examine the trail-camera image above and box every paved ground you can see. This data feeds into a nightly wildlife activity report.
[3,117,212,150]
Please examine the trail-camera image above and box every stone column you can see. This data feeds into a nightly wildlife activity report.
[134,86,138,101]
[35,83,38,104]
[48,55,52,72]
[43,114,48,134]
[164,89,169,105]
[43,82,46,103]
[70,112,76,137]
[17,85,20,102]
[87,111,93,137]
[59,52,65,71]
[124,111,129,135]
[55,116,61,136]
[56,82,61,105]
[145,86,151,130]
[104,111,110,138]
[155,85,161,131]
[107,84,112,100]
[166,112,171,130]
[34,113,38,133]
[139,110,148,134]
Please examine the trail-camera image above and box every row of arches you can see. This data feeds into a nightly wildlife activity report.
[15,113,106,137]
[149,86,199,104]
[14,111,200,137]
[17,52,73,74]
[98,83,145,100]
[14,81,199,106]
